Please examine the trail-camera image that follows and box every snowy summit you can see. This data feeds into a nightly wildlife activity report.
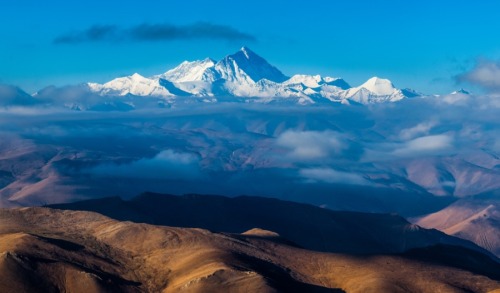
[88,47,422,105]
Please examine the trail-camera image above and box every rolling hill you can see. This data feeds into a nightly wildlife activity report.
[0,207,499,292]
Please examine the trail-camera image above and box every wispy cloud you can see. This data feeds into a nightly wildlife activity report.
[54,22,256,44]
[275,130,346,162]
[90,150,201,180]
[398,121,437,140]
[363,134,455,162]
[299,167,371,186]
[53,25,118,44]
[457,59,500,93]
[392,134,454,157]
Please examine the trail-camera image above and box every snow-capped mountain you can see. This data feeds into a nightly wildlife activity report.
[340,77,406,104]
[215,46,288,84]
[88,73,173,97]
[88,47,421,104]
[158,58,218,83]
[283,74,351,89]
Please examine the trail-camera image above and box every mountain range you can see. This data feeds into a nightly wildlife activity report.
[85,47,422,105]
[0,47,473,111]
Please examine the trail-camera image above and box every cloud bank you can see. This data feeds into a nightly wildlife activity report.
[54,22,256,44]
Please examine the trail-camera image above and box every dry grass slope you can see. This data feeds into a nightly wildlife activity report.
[0,207,498,293]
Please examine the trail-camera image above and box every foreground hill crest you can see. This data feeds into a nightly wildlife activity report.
[1,204,499,293]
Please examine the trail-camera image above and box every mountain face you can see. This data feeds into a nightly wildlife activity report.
[215,46,288,84]
[88,73,173,97]
[158,58,218,83]
[341,77,407,103]
[414,193,500,257]
[2,207,499,293]
[87,47,420,104]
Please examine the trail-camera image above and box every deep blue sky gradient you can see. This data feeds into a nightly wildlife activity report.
[2,0,500,93]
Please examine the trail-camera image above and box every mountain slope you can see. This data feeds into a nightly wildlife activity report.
[415,194,500,257]
[158,58,218,83]
[0,207,499,293]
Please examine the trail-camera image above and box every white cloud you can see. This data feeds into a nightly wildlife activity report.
[363,134,455,162]
[494,138,500,153]
[441,93,471,105]
[276,130,345,162]
[299,167,370,185]
[393,134,453,157]
[399,121,437,140]
[90,149,201,180]
[458,59,500,93]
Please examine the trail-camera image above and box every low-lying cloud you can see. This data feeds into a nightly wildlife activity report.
[276,130,346,162]
[90,150,201,180]
[0,84,40,107]
[399,121,437,140]
[393,134,454,157]
[362,134,455,162]
[299,167,370,186]
[54,22,256,44]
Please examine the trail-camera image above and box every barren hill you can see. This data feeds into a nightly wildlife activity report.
[0,207,499,293]
[415,193,500,257]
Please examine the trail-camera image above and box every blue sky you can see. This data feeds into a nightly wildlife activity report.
[1,0,500,93]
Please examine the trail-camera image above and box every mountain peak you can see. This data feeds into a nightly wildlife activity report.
[218,47,288,83]
[451,88,470,95]
[324,77,351,90]
[360,77,396,95]
[240,46,252,57]
[364,76,393,85]
[203,57,216,63]
[130,73,146,80]
[232,46,258,60]
[159,58,218,83]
